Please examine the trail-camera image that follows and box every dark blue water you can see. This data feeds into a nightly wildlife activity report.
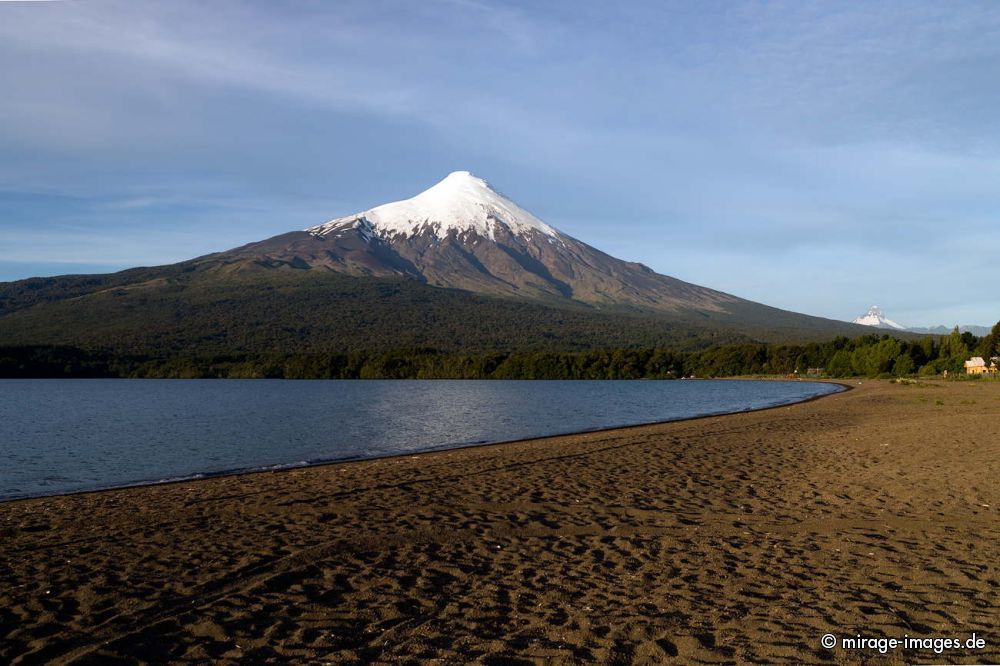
[0,379,841,500]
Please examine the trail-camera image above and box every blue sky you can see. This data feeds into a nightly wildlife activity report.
[1,0,998,327]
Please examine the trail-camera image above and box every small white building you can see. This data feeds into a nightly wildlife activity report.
[964,357,996,375]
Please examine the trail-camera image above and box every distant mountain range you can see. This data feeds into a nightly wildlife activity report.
[0,172,889,356]
[852,306,990,337]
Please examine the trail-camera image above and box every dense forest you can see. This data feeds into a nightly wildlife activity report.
[3,323,997,380]
[0,270,762,355]
[0,268,885,356]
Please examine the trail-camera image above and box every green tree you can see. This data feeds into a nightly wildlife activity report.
[978,321,1000,360]
[827,350,853,378]
[892,354,914,377]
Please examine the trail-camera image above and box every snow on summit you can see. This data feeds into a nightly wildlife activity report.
[852,306,906,330]
[308,171,560,241]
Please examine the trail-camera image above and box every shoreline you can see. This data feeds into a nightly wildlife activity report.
[0,379,848,505]
[3,378,995,664]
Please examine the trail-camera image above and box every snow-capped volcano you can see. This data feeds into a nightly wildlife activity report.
[213,169,743,312]
[852,306,906,330]
[206,170,877,329]
[308,171,560,241]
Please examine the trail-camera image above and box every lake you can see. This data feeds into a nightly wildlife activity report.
[0,379,842,500]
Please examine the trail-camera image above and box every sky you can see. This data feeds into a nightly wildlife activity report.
[1,0,998,327]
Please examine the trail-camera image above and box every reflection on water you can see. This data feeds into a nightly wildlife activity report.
[0,379,841,499]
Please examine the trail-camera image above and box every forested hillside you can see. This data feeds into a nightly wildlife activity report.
[0,266,877,356]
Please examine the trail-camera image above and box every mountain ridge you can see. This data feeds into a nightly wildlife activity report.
[0,172,903,355]
[851,305,990,336]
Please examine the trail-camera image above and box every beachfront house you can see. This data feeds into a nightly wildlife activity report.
[964,357,997,375]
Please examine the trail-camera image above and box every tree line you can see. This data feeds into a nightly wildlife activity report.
[3,322,998,380]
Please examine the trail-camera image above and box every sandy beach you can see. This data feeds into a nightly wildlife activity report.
[1,379,997,664]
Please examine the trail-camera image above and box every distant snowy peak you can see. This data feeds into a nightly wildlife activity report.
[307,171,561,241]
[851,306,992,335]
[852,306,906,330]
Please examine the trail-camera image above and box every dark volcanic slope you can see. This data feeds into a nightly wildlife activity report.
[0,266,750,355]
[218,226,735,315]
[0,258,876,356]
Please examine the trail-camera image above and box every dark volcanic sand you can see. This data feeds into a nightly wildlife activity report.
[1,379,997,664]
